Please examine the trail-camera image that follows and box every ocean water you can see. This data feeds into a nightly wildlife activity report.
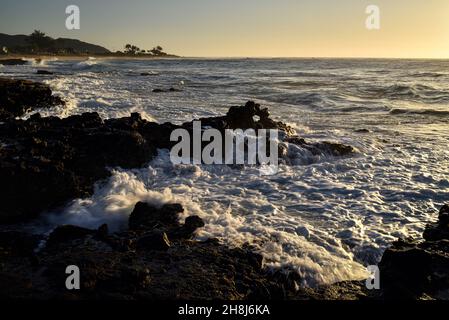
[1,58,448,286]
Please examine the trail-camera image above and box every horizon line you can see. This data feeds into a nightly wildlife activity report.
[5,54,449,61]
[2,32,449,61]
[178,56,449,60]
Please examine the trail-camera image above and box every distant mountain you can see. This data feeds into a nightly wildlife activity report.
[0,34,29,48]
[0,33,111,54]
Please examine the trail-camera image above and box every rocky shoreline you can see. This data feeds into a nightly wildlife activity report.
[0,77,448,300]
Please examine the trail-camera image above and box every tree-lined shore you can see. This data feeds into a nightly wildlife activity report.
[0,30,178,57]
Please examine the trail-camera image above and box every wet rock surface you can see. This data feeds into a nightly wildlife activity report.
[36,70,54,75]
[0,202,291,300]
[0,112,157,223]
[377,204,449,300]
[284,136,356,157]
[0,58,28,66]
[152,87,182,93]
[0,77,64,120]
[183,101,296,135]
[3,203,446,300]
[186,101,355,157]
[0,231,43,257]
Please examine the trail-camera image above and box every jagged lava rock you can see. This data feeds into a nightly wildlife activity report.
[129,202,184,231]
[0,201,288,300]
[0,112,157,223]
[378,204,449,300]
[136,230,171,251]
[0,59,28,66]
[36,70,54,75]
[0,77,64,119]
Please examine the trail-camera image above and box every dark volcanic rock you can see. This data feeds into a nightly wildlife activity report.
[129,202,184,231]
[319,141,356,156]
[285,136,356,157]
[378,204,449,300]
[97,224,109,238]
[180,216,205,238]
[225,101,292,133]
[181,101,355,159]
[199,100,296,135]
[0,231,42,257]
[128,202,204,241]
[295,280,369,300]
[136,230,171,251]
[0,201,291,300]
[0,91,178,224]
[169,215,206,240]
[0,77,64,119]
[152,88,182,93]
[439,204,449,224]
[47,225,95,247]
[423,205,449,242]
[1,204,447,300]
[36,70,54,75]
[139,72,159,77]
[0,112,158,224]
[0,59,27,66]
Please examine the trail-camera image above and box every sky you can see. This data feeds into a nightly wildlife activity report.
[0,0,448,58]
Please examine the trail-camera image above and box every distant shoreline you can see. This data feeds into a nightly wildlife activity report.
[0,54,181,61]
[2,54,448,63]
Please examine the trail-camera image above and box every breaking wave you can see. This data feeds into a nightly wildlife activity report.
[45,150,369,286]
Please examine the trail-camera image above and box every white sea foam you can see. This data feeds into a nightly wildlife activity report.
[44,140,447,286]
[72,57,99,70]
[21,57,59,67]
[38,75,158,121]
[46,150,370,286]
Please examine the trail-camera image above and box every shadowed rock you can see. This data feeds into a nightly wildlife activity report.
[0,59,27,66]
[285,137,356,157]
[379,204,449,300]
[225,101,294,135]
[0,231,42,257]
[128,202,205,241]
[129,202,184,231]
[0,112,157,224]
[36,70,53,75]
[423,204,449,241]
[152,87,181,93]
[47,225,95,246]
[0,201,290,300]
[136,231,171,251]
[0,77,64,119]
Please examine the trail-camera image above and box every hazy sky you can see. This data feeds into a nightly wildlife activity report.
[1,0,448,58]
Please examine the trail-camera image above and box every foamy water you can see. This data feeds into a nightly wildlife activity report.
[2,58,448,286]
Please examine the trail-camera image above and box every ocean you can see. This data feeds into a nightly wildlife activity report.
[1,57,448,286]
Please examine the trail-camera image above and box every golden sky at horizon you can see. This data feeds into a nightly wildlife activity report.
[1,0,449,58]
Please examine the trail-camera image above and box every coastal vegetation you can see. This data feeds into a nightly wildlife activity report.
[0,30,177,57]
[120,44,168,56]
